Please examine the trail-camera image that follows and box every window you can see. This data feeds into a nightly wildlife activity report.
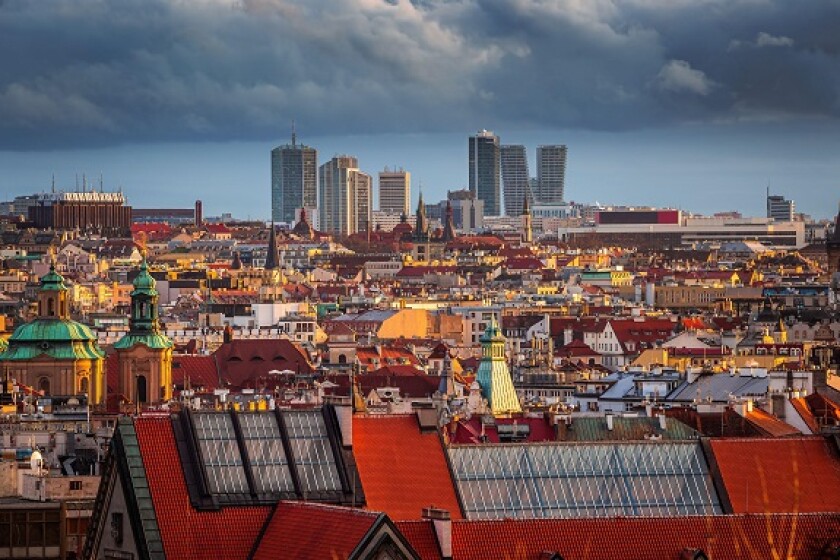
[70,480,82,491]
[448,442,722,519]
[193,413,249,494]
[283,410,341,494]
[110,512,123,546]
[239,413,294,493]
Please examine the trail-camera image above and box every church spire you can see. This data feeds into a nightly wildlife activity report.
[265,222,279,270]
[414,191,428,242]
[442,198,457,242]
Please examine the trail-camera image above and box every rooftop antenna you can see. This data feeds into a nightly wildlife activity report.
[291,120,296,147]
[99,172,103,192]
[82,173,87,192]
[51,174,55,194]
[75,174,79,191]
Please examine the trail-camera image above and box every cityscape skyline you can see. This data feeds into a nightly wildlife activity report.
[0,123,838,221]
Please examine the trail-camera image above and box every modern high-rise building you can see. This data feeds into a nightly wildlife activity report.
[767,191,795,222]
[378,167,410,215]
[318,156,371,236]
[537,145,568,204]
[501,144,530,216]
[271,132,317,224]
[469,130,501,216]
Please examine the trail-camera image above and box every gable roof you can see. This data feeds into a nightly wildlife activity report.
[134,416,272,560]
[710,437,840,514]
[353,415,462,521]
[252,502,381,560]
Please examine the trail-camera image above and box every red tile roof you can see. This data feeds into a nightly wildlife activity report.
[743,408,802,437]
[252,501,380,560]
[447,514,840,560]
[133,417,271,560]
[171,355,219,390]
[394,520,441,559]
[353,415,462,521]
[711,437,840,513]
[213,339,313,388]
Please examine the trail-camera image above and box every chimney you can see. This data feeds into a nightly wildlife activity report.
[422,507,452,560]
[658,414,667,431]
[605,413,614,431]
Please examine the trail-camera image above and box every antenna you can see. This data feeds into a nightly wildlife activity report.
[99,172,103,192]
[51,174,55,194]
[291,120,296,147]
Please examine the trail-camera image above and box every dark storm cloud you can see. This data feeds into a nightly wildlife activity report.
[0,0,838,149]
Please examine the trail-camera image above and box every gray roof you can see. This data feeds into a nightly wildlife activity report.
[666,373,768,403]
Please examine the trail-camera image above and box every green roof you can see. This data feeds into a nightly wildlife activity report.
[131,258,158,295]
[113,333,174,350]
[564,416,700,442]
[0,319,104,361]
[40,265,68,292]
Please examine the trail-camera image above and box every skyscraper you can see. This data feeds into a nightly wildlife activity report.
[767,191,795,222]
[469,130,501,216]
[537,144,568,204]
[501,144,530,216]
[378,167,411,214]
[271,131,317,224]
[319,156,371,236]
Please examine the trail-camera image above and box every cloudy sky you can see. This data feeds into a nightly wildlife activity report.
[1,0,838,219]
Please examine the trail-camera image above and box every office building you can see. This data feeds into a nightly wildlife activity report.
[378,168,411,215]
[29,191,132,236]
[319,156,371,236]
[537,145,568,204]
[469,130,501,216]
[271,132,317,224]
[767,192,795,222]
[501,145,530,216]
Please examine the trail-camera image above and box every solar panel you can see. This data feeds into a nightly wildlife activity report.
[193,412,250,495]
[449,442,722,519]
[239,413,295,494]
[282,410,342,494]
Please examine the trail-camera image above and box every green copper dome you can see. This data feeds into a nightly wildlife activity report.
[480,318,504,343]
[40,265,68,292]
[0,320,104,361]
[132,258,157,295]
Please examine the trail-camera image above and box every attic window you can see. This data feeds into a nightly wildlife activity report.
[250,356,265,361]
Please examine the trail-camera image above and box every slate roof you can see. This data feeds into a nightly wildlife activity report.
[711,437,840,514]
[252,501,381,560]
[353,415,463,521]
[133,416,272,560]
[666,373,768,403]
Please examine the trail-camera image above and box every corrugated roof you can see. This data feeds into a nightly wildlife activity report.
[565,416,700,441]
[667,373,768,403]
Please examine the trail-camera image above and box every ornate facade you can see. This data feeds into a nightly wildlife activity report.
[113,257,173,405]
[0,265,105,403]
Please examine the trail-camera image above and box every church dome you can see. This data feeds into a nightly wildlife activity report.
[132,258,157,293]
[1,320,103,360]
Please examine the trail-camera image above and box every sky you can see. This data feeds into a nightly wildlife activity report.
[0,0,839,220]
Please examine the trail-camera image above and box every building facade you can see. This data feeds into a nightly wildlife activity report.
[767,192,795,222]
[271,134,317,224]
[469,130,501,216]
[29,192,132,236]
[378,168,410,215]
[537,144,567,204]
[501,144,530,217]
[319,156,371,236]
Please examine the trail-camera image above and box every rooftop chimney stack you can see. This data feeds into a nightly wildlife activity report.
[422,507,452,560]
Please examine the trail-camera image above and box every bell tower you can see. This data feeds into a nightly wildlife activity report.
[114,255,173,406]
